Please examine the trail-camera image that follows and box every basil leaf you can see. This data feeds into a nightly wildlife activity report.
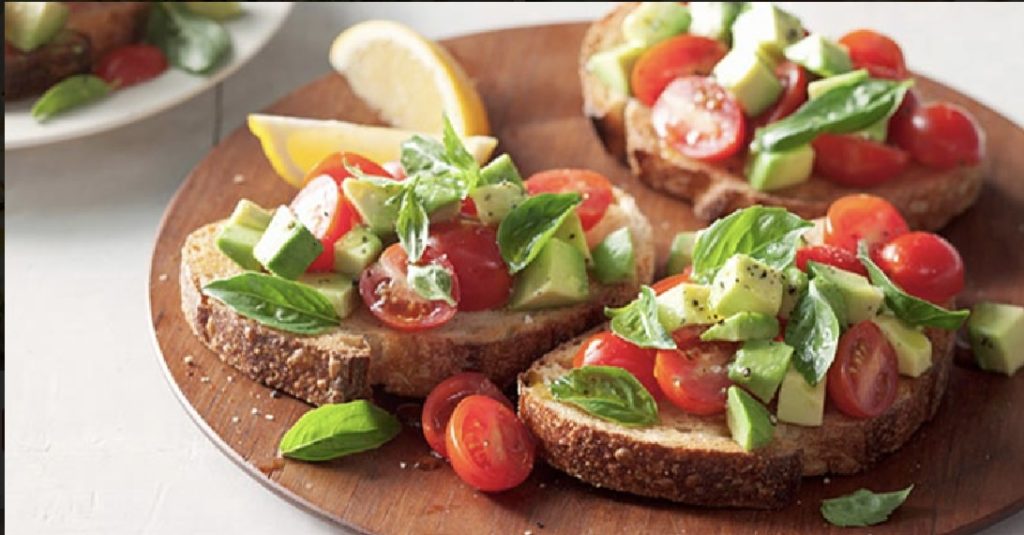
[407,263,456,306]
[442,114,480,192]
[821,486,914,527]
[147,2,231,74]
[202,273,340,335]
[857,242,969,329]
[550,366,659,426]
[806,262,850,327]
[784,278,842,385]
[400,135,449,177]
[691,206,812,283]
[497,192,581,273]
[605,286,676,350]
[400,116,480,212]
[279,400,401,461]
[395,188,429,263]
[31,75,111,122]
[753,79,912,152]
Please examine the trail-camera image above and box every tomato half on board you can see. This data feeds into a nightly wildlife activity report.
[630,34,728,106]
[654,328,736,415]
[824,194,909,254]
[573,332,662,399]
[839,29,908,80]
[422,372,511,457]
[359,244,461,331]
[290,175,357,272]
[812,133,910,188]
[827,321,899,419]
[95,44,167,88]
[525,169,613,230]
[891,102,983,170]
[796,244,868,276]
[651,76,746,162]
[875,231,964,304]
[445,395,536,492]
[427,220,512,311]
[757,61,810,125]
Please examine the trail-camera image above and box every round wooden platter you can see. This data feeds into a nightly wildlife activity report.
[149,22,1024,535]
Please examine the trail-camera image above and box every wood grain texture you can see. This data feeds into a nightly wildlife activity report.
[148,22,1024,534]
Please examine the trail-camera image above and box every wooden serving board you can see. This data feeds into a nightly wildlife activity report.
[148,22,1024,535]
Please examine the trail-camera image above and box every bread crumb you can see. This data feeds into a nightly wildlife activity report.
[823,477,831,484]
[251,407,260,416]
[256,394,261,399]
[524,315,534,324]
[538,483,546,489]
[233,173,245,184]
[399,461,408,469]
[231,416,240,424]
[265,414,275,421]
[227,376,234,382]
[200,376,211,383]
[158,273,169,282]
[525,530,534,535]
[304,482,313,490]
[184,355,195,366]
[270,389,281,399]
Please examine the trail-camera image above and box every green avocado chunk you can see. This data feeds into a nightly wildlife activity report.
[701,311,779,342]
[666,231,698,275]
[872,314,932,377]
[5,2,69,52]
[779,266,808,319]
[713,47,782,116]
[968,302,1024,376]
[342,177,403,235]
[470,182,525,226]
[592,227,635,284]
[689,2,744,44]
[657,282,721,331]
[729,340,793,403]
[509,238,589,310]
[730,2,803,56]
[776,364,826,427]
[784,33,852,78]
[552,210,592,265]
[806,262,884,325]
[747,144,815,192]
[253,206,323,280]
[622,1,692,46]
[710,254,784,317]
[332,226,383,279]
[479,154,523,186]
[216,199,273,270]
[299,273,357,319]
[726,386,775,451]
[587,42,647,97]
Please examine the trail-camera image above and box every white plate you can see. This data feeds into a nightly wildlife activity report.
[4,2,293,150]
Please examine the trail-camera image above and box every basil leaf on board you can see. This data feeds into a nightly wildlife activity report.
[202,273,340,335]
[821,486,914,527]
[605,286,677,350]
[550,366,659,426]
[752,79,912,152]
[497,192,581,273]
[784,278,842,385]
[395,187,429,263]
[691,206,813,283]
[146,2,231,74]
[279,400,401,461]
[857,242,969,329]
[406,263,456,306]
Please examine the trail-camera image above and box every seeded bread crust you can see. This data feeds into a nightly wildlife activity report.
[579,2,986,231]
[180,189,655,405]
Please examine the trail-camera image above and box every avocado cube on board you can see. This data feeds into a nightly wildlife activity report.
[710,254,784,317]
[665,231,698,276]
[779,267,808,320]
[621,1,692,46]
[552,210,592,265]
[807,68,869,100]
[777,365,826,427]
[746,145,815,192]
[726,386,775,451]
[299,273,357,319]
[729,340,794,403]
[701,311,779,342]
[509,238,589,311]
[253,206,323,280]
[809,262,884,325]
[872,315,932,377]
[592,228,635,284]
[968,302,1024,376]
[783,33,852,77]
[332,226,383,279]
[657,283,721,332]
[713,47,782,116]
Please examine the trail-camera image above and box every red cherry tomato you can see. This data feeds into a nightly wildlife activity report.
[827,321,899,419]
[651,76,747,161]
[824,194,909,254]
[303,151,390,187]
[886,88,920,145]
[422,372,511,457]
[795,244,868,276]
[654,329,736,415]
[811,133,910,188]
[875,232,964,304]
[891,102,983,170]
[445,395,535,492]
[630,34,727,106]
[758,61,810,124]
[573,332,662,399]
[95,44,167,88]
[525,169,613,230]
[426,220,512,311]
[839,29,907,80]
[290,175,354,272]
[651,268,692,295]
[359,244,461,331]
[459,197,478,218]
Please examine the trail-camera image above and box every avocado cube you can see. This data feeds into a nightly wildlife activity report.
[332,226,383,279]
[509,238,589,311]
[783,33,852,78]
[227,199,273,230]
[968,302,1024,376]
[470,181,525,226]
[253,206,323,280]
[665,231,698,276]
[776,365,826,427]
[779,267,808,320]
[730,2,804,56]
[807,68,869,99]
[342,177,403,235]
[746,145,815,192]
[689,1,744,43]
[592,228,635,284]
[657,283,721,331]
[479,154,523,186]
[702,311,779,342]
[726,385,775,451]
[807,262,884,325]
[729,340,793,403]
[586,42,647,97]
[216,224,265,271]
[713,48,782,116]
[5,1,69,52]
[553,210,592,265]
[622,2,692,46]
[299,273,357,319]
[710,254,784,318]
[872,315,933,377]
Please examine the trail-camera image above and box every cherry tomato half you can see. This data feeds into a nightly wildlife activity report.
[651,76,747,162]
[445,395,535,492]
[875,231,964,304]
[839,29,907,80]
[651,269,692,295]
[758,61,810,125]
[891,102,983,170]
[827,321,899,419]
[95,44,167,88]
[290,175,356,272]
[812,133,910,188]
[654,329,736,415]
[427,220,512,311]
[359,244,461,331]
[525,169,613,230]
[824,194,909,255]
[630,34,727,106]
[886,88,920,146]
[796,244,868,276]
[573,332,662,399]
[422,372,511,457]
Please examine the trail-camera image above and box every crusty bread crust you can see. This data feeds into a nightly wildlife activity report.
[518,325,953,508]
[180,189,655,405]
[580,2,986,231]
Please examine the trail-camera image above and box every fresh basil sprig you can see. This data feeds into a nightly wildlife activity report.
[752,79,912,152]
[407,263,456,306]
[606,286,676,350]
[857,242,969,329]
[400,115,481,213]
[784,278,842,385]
[497,192,581,273]
[146,2,232,74]
[202,273,340,335]
[821,485,914,527]
[395,186,430,262]
[279,400,401,461]
[550,366,659,426]
[691,206,812,283]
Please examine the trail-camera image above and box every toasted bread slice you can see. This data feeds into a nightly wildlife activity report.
[180,189,655,405]
[579,2,986,231]
[518,326,953,509]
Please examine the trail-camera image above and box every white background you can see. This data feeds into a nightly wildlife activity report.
[6,2,1024,533]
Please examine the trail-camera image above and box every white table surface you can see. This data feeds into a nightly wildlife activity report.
[6,2,1024,533]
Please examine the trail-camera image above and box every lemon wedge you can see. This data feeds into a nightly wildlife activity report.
[328,20,490,136]
[247,114,498,187]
